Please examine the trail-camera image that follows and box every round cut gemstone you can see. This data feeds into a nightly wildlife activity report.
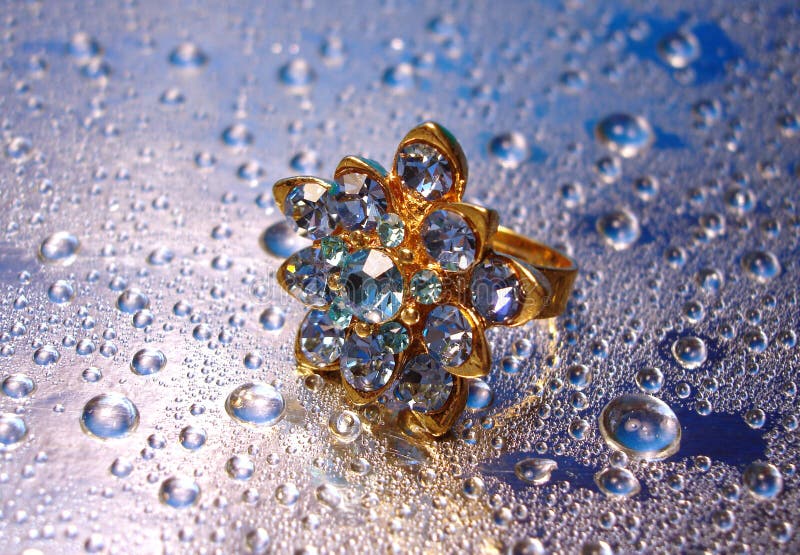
[410,269,442,304]
[423,304,473,366]
[329,173,387,231]
[395,354,453,412]
[378,213,405,248]
[283,182,337,239]
[339,249,404,324]
[299,309,345,367]
[396,143,454,200]
[421,209,476,271]
[282,246,334,307]
[470,256,523,323]
[379,321,409,354]
[340,333,395,392]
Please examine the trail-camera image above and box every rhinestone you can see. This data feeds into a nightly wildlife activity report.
[378,213,405,248]
[329,173,387,231]
[396,143,454,200]
[283,182,337,239]
[340,333,395,392]
[379,321,409,354]
[421,209,476,271]
[423,304,473,366]
[281,246,334,307]
[299,309,345,367]
[339,249,404,324]
[395,354,453,412]
[470,256,523,323]
[410,269,442,304]
[320,236,348,267]
[327,297,353,329]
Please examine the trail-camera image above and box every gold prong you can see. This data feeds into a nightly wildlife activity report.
[500,256,549,327]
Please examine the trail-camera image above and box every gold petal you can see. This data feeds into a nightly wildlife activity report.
[272,175,334,214]
[398,375,468,438]
[498,255,550,327]
[392,121,468,202]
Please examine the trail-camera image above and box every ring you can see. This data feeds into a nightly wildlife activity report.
[271,122,577,437]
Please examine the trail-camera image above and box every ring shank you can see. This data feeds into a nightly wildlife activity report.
[492,226,577,319]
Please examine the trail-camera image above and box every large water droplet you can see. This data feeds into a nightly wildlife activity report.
[599,393,681,460]
[159,477,200,508]
[2,373,36,399]
[595,113,654,158]
[225,383,285,427]
[657,30,700,69]
[514,458,557,485]
[488,132,529,169]
[130,348,167,376]
[47,280,75,304]
[672,336,707,369]
[169,42,208,68]
[596,209,641,250]
[594,466,641,498]
[80,393,140,439]
[742,461,783,500]
[261,221,312,258]
[741,250,781,283]
[39,231,80,265]
[0,413,28,448]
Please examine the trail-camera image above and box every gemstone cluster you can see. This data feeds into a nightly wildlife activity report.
[273,122,537,436]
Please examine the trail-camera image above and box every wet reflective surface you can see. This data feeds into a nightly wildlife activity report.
[0,1,798,553]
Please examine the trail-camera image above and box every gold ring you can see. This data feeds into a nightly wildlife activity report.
[271,122,577,438]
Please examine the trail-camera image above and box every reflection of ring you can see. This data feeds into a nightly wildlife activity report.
[272,121,577,438]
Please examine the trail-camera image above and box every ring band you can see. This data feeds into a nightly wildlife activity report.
[271,121,577,437]
[492,226,577,319]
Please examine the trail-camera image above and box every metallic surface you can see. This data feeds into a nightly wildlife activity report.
[0,0,798,553]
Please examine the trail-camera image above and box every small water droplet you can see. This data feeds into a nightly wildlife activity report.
[159,476,200,508]
[80,394,140,439]
[596,209,640,250]
[595,113,653,158]
[0,413,28,448]
[39,231,80,265]
[169,43,208,68]
[514,458,557,485]
[225,383,285,427]
[488,132,529,169]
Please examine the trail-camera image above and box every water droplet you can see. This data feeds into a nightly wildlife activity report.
[594,467,641,498]
[80,394,140,439]
[221,123,253,147]
[5,136,33,161]
[226,454,255,480]
[514,458,557,485]
[279,58,314,87]
[382,63,415,92]
[130,348,166,376]
[595,113,653,158]
[33,345,60,366]
[672,336,707,369]
[159,477,200,508]
[599,393,681,460]
[488,132,529,169]
[0,413,28,448]
[657,30,700,69]
[466,379,493,411]
[261,221,312,258]
[2,373,36,399]
[179,425,207,450]
[47,280,75,304]
[68,32,101,59]
[169,43,208,68]
[225,383,285,427]
[741,250,781,282]
[117,288,149,313]
[743,461,783,500]
[39,231,80,265]
[596,209,640,250]
[110,457,133,478]
[259,306,285,331]
[328,410,362,443]
[275,482,300,506]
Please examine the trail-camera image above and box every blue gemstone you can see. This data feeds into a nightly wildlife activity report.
[340,332,395,392]
[282,246,334,307]
[423,304,473,366]
[339,249,404,324]
[470,256,523,323]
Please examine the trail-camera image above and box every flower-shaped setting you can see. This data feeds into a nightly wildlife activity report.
[273,122,576,437]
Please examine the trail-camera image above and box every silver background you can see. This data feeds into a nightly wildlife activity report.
[0,0,798,553]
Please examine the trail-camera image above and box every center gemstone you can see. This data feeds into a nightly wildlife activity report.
[339,249,404,324]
